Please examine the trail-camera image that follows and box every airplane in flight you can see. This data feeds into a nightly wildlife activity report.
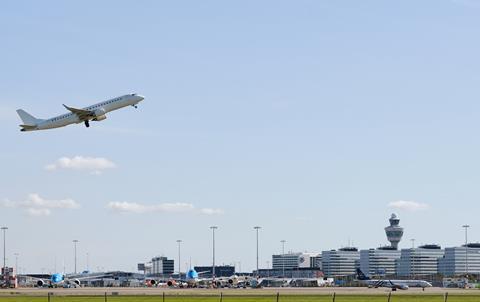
[356,269,432,290]
[16,93,144,131]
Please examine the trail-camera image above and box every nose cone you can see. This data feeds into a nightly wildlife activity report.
[136,94,145,102]
[51,273,63,283]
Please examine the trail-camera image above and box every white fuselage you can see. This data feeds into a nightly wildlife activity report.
[364,279,432,289]
[29,94,143,131]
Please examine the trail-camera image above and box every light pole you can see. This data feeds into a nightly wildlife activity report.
[410,238,415,279]
[254,226,261,277]
[235,261,241,274]
[73,240,79,274]
[14,253,19,274]
[280,240,286,279]
[176,240,182,277]
[1,227,8,273]
[462,225,470,275]
[210,226,218,282]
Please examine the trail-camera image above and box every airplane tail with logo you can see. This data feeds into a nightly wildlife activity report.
[356,268,370,280]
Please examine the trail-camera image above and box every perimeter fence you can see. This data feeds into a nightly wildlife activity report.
[0,291,478,302]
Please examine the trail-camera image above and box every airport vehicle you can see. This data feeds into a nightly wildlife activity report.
[16,93,144,131]
[356,269,432,290]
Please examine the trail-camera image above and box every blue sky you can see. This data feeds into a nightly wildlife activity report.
[1,0,480,273]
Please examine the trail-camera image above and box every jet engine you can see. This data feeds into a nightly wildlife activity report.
[36,279,45,287]
[73,279,81,286]
[93,108,107,121]
[146,279,156,287]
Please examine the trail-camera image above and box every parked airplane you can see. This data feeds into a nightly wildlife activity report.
[159,268,206,288]
[356,269,432,290]
[183,268,214,288]
[289,277,335,287]
[30,272,103,288]
[216,275,253,288]
[16,93,144,131]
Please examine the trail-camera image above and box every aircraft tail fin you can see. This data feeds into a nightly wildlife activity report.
[356,268,370,280]
[16,109,41,125]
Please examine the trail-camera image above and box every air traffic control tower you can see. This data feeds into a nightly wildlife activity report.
[384,213,404,250]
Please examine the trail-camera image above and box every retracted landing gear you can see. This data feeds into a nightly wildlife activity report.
[84,120,90,128]
[132,104,138,109]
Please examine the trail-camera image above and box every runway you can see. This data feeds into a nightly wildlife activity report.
[1,287,479,297]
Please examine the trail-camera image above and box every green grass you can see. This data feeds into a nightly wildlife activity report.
[0,295,479,302]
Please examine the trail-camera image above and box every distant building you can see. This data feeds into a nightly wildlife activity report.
[272,252,321,270]
[322,247,360,277]
[194,266,234,278]
[397,244,444,277]
[151,256,174,276]
[438,244,480,276]
[360,247,401,277]
[385,213,404,250]
[272,252,302,270]
[256,267,323,279]
[311,254,323,270]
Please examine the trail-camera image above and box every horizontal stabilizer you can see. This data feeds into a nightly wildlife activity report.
[20,124,37,129]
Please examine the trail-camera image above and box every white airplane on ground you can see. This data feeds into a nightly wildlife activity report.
[28,272,106,288]
[16,93,144,131]
[356,269,432,290]
[289,277,335,287]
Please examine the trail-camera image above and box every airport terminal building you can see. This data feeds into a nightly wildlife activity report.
[438,244,480,276]
[137,256,174,277]
[194,266,235,278]
[359,247,400,277]
[272,252,321,270]
[322,247,360,277]
[397,244,444,277]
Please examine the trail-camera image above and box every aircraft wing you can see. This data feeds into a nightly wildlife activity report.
[63,104,94,120]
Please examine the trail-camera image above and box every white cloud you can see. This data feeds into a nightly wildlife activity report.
[388,200,429,212]
[1,193,80,216]
[27,208,52,217]
[106,201,224,215]
[45,156,116,174]
[106,202,193,214]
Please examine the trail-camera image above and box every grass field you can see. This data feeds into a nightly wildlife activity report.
[0,294,479,302]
